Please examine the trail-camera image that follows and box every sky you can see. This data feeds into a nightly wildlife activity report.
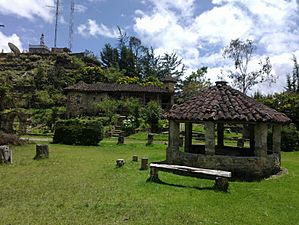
[0,0,299,94]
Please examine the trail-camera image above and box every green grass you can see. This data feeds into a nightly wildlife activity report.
[1,140,299,225]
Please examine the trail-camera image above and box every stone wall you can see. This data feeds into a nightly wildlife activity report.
[167,150,280,180]
[66,92,108,117]
[0,111,28,134]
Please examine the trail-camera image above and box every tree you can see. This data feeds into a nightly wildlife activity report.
[139,47,159,79]
[142,100,163,133]
[80,66,106,83]
[255,92,299,130]
[180,67,211,101]
[100,44,119,68]
[96,98,120,123]
[286,54,299,93]
[223,39,275,94]
[158,52,185,92]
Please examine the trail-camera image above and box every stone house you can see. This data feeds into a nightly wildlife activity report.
[163,81,291,180]
[64,76,176,117]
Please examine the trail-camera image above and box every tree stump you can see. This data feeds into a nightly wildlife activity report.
[132,155,138,162]
[34,144,49,160]
[117,135,124,145]
[0,145,12,163]
[214,177,229,192]
[140,158,148,170]
[237,138,244,148]
[116,159,125,167]
[146,133,154,146]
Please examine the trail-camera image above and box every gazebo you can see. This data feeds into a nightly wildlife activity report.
[163,81,291,179]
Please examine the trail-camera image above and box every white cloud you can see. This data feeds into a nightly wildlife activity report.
[77,19,118,38]
[0,0,54,22]
[75,4,87,13]
[133,0,299,93]
[0,32,23,53]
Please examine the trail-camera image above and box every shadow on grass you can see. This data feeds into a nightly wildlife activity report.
[148,179,225,192]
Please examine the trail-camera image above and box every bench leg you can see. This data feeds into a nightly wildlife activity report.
[147,167,161,182]
[214,177,229,192]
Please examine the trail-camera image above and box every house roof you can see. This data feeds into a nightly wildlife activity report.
[64,81,170,94]
[164,81,291,123]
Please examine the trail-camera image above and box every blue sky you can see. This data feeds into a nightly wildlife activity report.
[0,0,299,94]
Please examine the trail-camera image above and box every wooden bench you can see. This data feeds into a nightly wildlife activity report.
[148,163,232,192]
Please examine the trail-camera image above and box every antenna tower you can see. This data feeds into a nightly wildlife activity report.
[68,0,75,50]
[54,0,60,47]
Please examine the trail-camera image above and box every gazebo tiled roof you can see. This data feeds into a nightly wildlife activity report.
[164,81,291,123]
[64,81,169,93]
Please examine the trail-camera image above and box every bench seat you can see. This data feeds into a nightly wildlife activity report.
[148,163,232,191]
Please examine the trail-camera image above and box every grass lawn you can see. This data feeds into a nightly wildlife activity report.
[0,139,299,225]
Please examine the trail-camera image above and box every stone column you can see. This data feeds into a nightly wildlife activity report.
[254,123,268,157]
[167,119,180,161]
[205,122,215,155]
[184,122,192,152]
[217,123,224,148]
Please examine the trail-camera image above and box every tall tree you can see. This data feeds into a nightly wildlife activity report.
[100,44,119,68]
[286,54,299,93]
[158,52,185,92]
[180,67,211,101]
[223,39,275,94]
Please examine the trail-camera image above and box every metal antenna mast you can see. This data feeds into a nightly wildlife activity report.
[68,0,74,50]
[54,0,60,47]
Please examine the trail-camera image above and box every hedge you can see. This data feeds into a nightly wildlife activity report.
[53,119,104,146]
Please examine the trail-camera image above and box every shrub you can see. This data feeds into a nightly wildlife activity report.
[281,124,299,152]
[0,132,26,145]
[53,119,104,146]
[142,100,163,133]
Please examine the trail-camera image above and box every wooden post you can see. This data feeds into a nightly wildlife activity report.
[132,155,138,162]
[0,145,12,163]
[34,144,49,160]
[147,167,160,182]
[117,135,124,145]
[140,158,148,170]
[146,133,154,146]
[116,159,125,167]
